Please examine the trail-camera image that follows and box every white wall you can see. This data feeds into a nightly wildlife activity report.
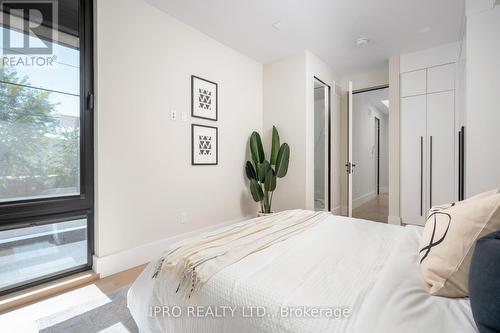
[95,0,262,264]
[465,2,500,196]
[263,52,307,211]
[263,51,340,212]
[388,56,401,224]
[341,66,389,92]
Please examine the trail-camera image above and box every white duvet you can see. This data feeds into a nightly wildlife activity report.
[128,214,477,333]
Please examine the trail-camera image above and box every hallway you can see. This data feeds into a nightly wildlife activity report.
[352,193,388,223]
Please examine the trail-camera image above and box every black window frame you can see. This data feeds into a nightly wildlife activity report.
[0,0,94,296]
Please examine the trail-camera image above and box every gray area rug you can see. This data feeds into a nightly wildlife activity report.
[37,287,139,333]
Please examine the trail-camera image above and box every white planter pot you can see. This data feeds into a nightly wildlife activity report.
[257,211,274,217]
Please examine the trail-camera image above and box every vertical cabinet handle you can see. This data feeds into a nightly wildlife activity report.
[420,136,423,216]
[429,136,433,208]
[458,127,465,201]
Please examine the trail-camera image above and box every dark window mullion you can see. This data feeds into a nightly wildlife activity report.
[79,0,94,207]
[0,196,91,222]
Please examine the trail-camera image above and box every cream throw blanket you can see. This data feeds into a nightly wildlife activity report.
[152,210,330,299]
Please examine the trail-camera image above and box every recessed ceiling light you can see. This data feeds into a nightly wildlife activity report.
[356,37,370,48]
[381,100,389,108]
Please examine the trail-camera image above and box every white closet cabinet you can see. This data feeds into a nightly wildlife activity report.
[400,64,456,226]
[427,91,455,209]
[401,95,427,225]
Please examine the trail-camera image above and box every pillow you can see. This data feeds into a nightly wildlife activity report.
[469,231,500,333]
[419,191,500,297]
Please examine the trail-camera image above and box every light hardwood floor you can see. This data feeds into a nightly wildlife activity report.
[352,193,389,223]
[0,265,148,332]
[94,264,147,294]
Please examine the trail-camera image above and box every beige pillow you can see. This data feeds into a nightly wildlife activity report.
[419,191,500,297]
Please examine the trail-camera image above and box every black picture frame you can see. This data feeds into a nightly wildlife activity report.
[191,124,218,165]
[191,75,218,121]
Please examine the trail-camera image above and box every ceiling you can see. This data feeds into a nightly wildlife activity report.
[146,0,465,76]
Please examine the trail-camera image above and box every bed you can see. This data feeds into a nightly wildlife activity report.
[127,213,477,333]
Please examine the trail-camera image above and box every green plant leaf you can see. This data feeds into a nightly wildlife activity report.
[275,143,290,178]
[264,169,277,192]
[258,160,271,183]
[245,161,257,180]
[250,179,264,202]
[250,131,265,164]
[270,126,280,165]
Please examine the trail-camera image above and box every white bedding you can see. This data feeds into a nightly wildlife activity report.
[128,214,477,333]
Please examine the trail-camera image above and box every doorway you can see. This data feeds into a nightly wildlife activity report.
[313,77,331,211]
[348,86,389,223]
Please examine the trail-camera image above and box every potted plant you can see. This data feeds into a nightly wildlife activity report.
[245,126,290,216]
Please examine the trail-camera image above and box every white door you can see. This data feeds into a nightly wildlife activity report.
[401,95,427,225]
[347,81,354,216]
[427,91,455,207]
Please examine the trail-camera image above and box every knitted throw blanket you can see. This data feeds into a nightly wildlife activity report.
[152,210,330,299]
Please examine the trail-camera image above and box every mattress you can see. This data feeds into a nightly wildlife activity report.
[127,214,477,333]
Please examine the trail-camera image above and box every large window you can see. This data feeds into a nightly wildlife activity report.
[0,0,93,295]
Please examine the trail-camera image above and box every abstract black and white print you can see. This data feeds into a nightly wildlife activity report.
[192,76,217,121]
[192,124,217,165]
[198,89,212,110]
[198,135,212,155]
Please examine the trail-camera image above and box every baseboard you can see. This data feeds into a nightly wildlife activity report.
[331,206,341,215]
[388,215,402,226]
[93,216,252,278]
[379,185,388,193]
[352,191,377,209]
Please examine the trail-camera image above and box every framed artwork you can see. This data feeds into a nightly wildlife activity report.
[192,124,218,165]
[191,75,218,121]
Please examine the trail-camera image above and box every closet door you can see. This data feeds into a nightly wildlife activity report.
[427,91,455,207]
[401,95,427,225]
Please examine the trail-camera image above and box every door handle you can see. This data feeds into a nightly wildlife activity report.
[429,136,433,208]
[458,127,465,201]
[420,136,423,216]
[345,162,356,174]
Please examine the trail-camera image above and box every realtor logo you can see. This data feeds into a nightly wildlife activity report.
[1,0,58,55]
